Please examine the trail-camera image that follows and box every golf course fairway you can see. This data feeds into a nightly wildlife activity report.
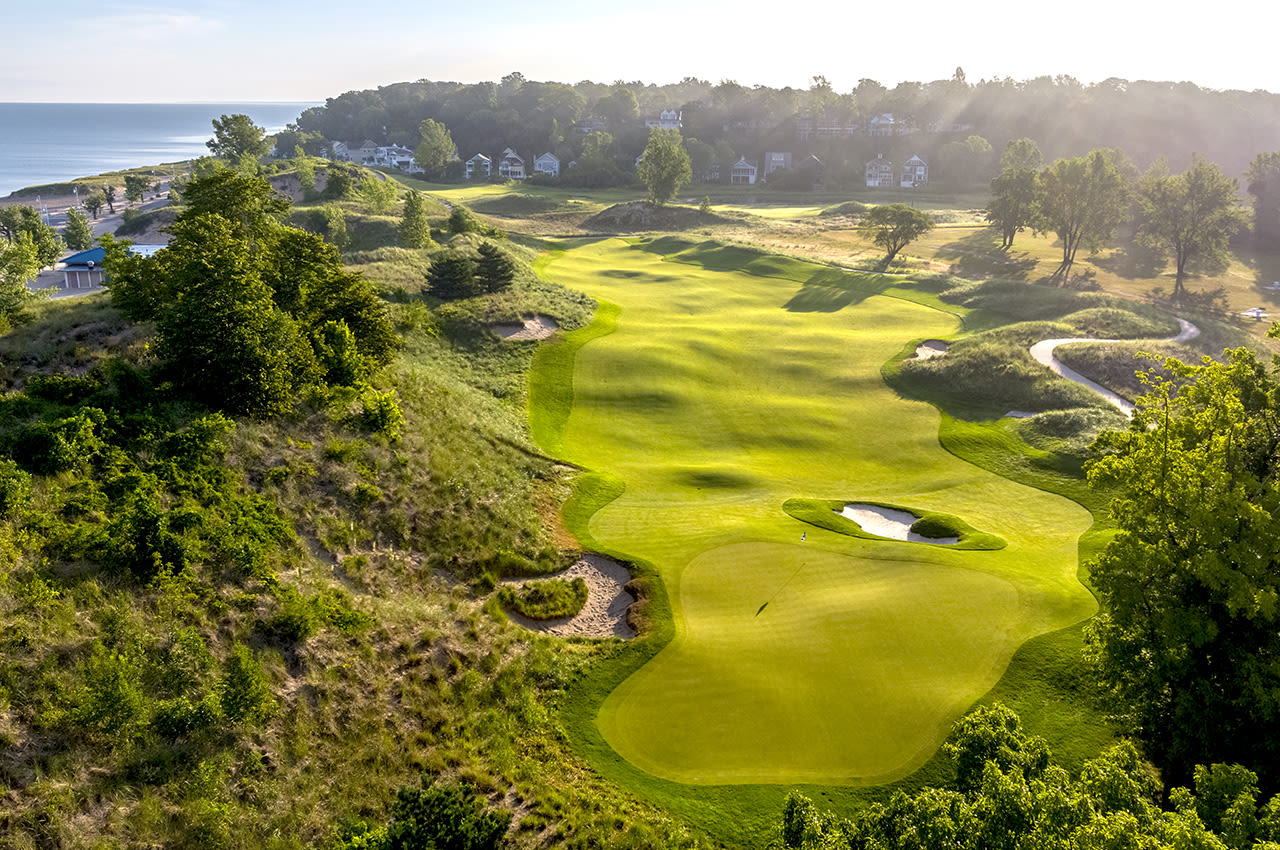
[535,238,1097,786]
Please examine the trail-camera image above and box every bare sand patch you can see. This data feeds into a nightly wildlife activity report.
[501,554,635,638]
[838,503,959,544]
[913,339,949,359]
[492,314,560,341]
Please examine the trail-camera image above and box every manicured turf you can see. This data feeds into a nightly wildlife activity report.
[534,238,1097,785]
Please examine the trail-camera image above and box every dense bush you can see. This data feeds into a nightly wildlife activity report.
[498,577,588,620]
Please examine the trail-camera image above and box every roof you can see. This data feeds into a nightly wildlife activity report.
[61,244,165,268]
[467,153,491,163]
[535,152,559,162]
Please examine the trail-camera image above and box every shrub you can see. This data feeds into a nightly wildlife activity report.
[218,644,276,726]
[0,458,31,517]
[386,779,512,850]
[357,386,403,440]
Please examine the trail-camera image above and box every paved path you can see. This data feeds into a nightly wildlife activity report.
[1027,318,1200,417]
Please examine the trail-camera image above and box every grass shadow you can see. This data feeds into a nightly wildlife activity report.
[783,267,893,312]
[935,227,1038,281]
[1089,242,1167,280]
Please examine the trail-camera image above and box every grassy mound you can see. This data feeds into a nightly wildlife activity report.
[782,498,1006,550]
[583,201,724,232]
[498,577,590,620]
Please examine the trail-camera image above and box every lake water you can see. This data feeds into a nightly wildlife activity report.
[0,102,316,197]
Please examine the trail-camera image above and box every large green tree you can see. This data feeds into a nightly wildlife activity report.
[985,139,1043,248]
[860,203,935,263]
[1245,151,1280,245]
[1039,149,1132,278]
[1136,155,1246,303]
[1086,346,1280,782]
[0,205,63,267]
[413,118,456,178]
[206,113,269,163]
[636,128,692,207]
[123,174,152,206]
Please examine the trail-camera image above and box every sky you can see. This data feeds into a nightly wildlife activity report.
[3,0,1277,102]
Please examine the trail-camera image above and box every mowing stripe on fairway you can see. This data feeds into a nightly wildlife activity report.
[535,238,1096,785]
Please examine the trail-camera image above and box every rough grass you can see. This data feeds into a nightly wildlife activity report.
[498,577,589,620]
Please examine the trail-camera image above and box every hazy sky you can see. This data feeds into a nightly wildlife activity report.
[4,0,1276,102]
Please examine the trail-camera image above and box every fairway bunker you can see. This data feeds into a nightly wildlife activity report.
[492,314,560,340]
[838,504,960,544]
[501,554,636,639]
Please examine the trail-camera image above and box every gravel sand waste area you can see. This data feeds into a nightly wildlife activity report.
[913,339,949,359]
[502,554,635,638]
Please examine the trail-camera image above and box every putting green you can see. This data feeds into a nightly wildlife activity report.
[537,238,1095,785]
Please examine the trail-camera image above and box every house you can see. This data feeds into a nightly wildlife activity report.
[865,154,895,187]
[763,152,792,177]
[330,141,349,161]
[465,153,491,180]
[377,145,422,173]
[900,154,928,188]
[534,152,560,177]
[356,140,379,164]
[644,109,683,131]
[60,244,164,290]
[498,148,526,180]
[730,157,758,185]
[795,115,858,141]
[868,114,896,137]
[574,117,608,135]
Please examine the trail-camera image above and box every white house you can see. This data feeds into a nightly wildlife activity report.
[498,148,526,179]
[330,141,349,161]
[763,152,792,177]
[376,145,423,173]
[534,152,560,177]
[868,114,896,137]
[356,139,379,164]
[465,153,492,180]
[730,157,758,185]
[900,154,928,188]
[644,109,683,131]
[866,154,894,187]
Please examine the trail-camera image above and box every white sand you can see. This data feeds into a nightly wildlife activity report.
[501,554,636,639]
[492,314,560,340]
[914,339,949,359]
[838,503,959,544]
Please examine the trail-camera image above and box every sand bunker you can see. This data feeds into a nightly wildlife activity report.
[838,504,960,544]
[501,554,636,638]
[914,339,949,359]
[492,314,560,340]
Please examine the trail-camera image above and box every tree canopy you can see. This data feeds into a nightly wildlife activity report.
[1246,151,1280,246]
[63,207,94,251]
[0,205,64,268]
[636,128,692,206]
[1137,155,1246,303]
[1086,346,1280,782]
[398,190,433,249]
[206,113,269,163]
[860,203,934,263]
[414,118,456,178]
[985,138,1043,248]
[0,233,41,329]
[1040,149,1132,278]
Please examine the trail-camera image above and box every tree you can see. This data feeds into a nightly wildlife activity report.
[358,174,398,213]
[1000,137,1044,173]
[206,113,269,162]
[0,233,40,328]
[637,128,692,207]
[325,163,357,200]
[103,183,117,214]
[1086,346,1280,782]
[414,118,456,178]
[860,204,934,263]
[386,779,511,850]
[1039,149,1132,278]
[1136,155,1246,303]
[294,146,316,196]
[427,252,477,300]
[123,174,152,205]
[475,242,515,293]
[399,191,433,249]
[1245,151,1280,245]
[0,205,63,268]
[83,193,105,220]
[177,169,290,245]
[986,167,1041,249]
[63,207,94,251]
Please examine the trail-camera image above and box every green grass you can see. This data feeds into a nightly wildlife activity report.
[782,497,1006,549]
[498,577,589,620]
[532,239,1097,794]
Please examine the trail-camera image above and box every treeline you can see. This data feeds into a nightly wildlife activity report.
[285,72,1280,189]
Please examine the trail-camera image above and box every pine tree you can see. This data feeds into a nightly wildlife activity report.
[475,242,515,293]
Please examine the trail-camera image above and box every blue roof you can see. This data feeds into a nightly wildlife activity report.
[62,247,106,268]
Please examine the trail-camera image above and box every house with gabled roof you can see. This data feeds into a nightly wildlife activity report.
[356,140,379,164]
[730,157,758,185]
[866,154,894,187]
[763,152,792,178]
[900,154,928,188]
[498,148,526,180]
[534,152,560,177]
[645,109,683,130]
[465,153,492,180]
